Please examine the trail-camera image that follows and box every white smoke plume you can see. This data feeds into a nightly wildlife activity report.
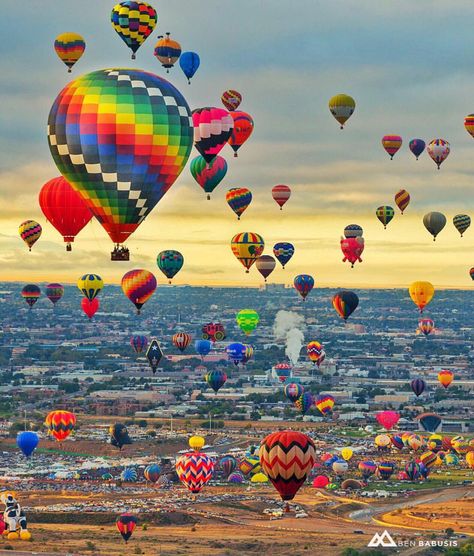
[273,310,304,365]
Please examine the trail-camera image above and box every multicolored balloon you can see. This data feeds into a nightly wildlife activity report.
[418,318,434,336]
[226,188,252,219]
[176,452,214,493]
[470,267,474,281]
[190,155,227,199]
[179,51,200,83]
[54,33,85,72]
[121,269,157,314]
[144,464,161,483]
[226,342,246,365]
[236,309,259,335]
[192,107,233,163]
[382,135,402,159]
[81,298,99,319]
[77,274,103,301]
[45,283,64,305]
[328,94,355,129]
[409,281,434,312]
[340,236,364,267]
[395,189,410,214]
[271,185,291,209]
[294,274,314,300]
[19,220,42,251]
[110,1,157,59]
[284,382,304,403]
[453,214,471,237]
[116,513,137,543]
[273,242,294,268]
[295,392,314,415]
[409,139,425,160]
[46,410,76,442]
[172,332,191,352]
[47,69,192,248]
[21,285,41,308]
[344,224,363,238]
[255,255,276,282]
[205,370,227,393]
[423,212,446,241]
[464,114,474,138]
[376,205,395,229]
[230,232,264,272]
[315,394,335,415]
[154,33,181,71]
[130,335,148,354]
[157,250,184,283]
[228,111,254,157]
[306,341,324,366]
[273,362,292,383]
[221,90,242,112]
[358,461,377,480]
[438,370,453,389]
[427,139,450,169]
[332,290,359,321]
[411,378,426,397]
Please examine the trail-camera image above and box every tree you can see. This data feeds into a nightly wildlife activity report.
[445,528,454,538]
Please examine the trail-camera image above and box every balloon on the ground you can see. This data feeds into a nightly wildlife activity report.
[46,410,76,442]
[144,464,161,483]
[17,432,39,458]
[176,452,214,493]
[110,423,132,449]
[116,512,137,542]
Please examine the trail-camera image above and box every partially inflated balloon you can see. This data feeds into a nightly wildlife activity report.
[328,94,355,129]
[273,242,294,268]
[81,297,99,319]
[172,332,191,352]
[154,33,181,71]
[157,250,184,283]
[190,155,227,199]
[130,335,148,353]
[19,220,42,251]
[121,269,157,314]
[221,90,242,111]
[395,189,410,214]
[411,378,426,397]
[256,255,276,282]
[409,281,434,312]
[453,214,471,237]
[231,232,264,272]
[78,274,103,301]
[192,107,233,163]
[21,285,41,308]
[332,290,359,321]
[228,111,254,157]
[294,274,314,300]
[376,206,395,229]
[179,51,200,83]
[423,212,446,241]
[39,177,93,250]
[45,283,64,305]
[48,69,192,247]
[205,370,227,393]
[418,318,434,336]
[272,185,291,209]
[382,135,402,159]
[54,33,85,72]
[409,139,425,160]
[438,370,453,388]
[111,1,157,59]
[226,188,252,219]
[340,236,364,267]
[236,309,259,335]
[427,139,450,169]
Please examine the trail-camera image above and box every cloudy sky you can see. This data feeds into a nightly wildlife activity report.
[1,0,474,288]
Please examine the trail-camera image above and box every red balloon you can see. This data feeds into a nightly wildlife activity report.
[376,411,400,431]
[81,297,99,319]
[228,111,254,157]
[39,177,93,250]
[312,475,330,488]
[340,236,364,268]
[272,185,291,209]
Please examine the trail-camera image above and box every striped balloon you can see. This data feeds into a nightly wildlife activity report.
[46,410,76,442]
[395,189,410,214]
[21,285,41,308]
[226,188,252,219]
[193,107,233,163]
[259,431,316,501]
[273,242,295,268]
[130,335,148,354]
[45,283,64,305]
[54,33,86,72]
[121,467,138,482]
[284,382,304,402]
[190,155,227,199]
[376,206,395,229]
[230,232,264,272]
[154,33,182,70]
[453,214,471,237]
[172,332,191,352]
[271,184,291,209]
[382,135,402,159]
[418,318,434,336]
[464,114,474,138]
[176,452,214,493]
[332,290,359,321]
[315,394,335,415]
[295,392,314,415]
[77,274,103,301]
[328,94,356,128]
[255,255,276,282]
[221,90,242,112]
[121,269,157,314]
[19,220,42,251]
[144,464,161,483]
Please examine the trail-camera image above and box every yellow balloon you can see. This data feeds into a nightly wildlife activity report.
[409,281,434,312]
[20,531,32,541]
[230,232,264,272]
[250,472,268,483]
[341,448,353,461]
[374,434,391,447]
[236,309,259,336]
[189,435,205,450]
[466,451,474,469]
[77,274,104,301]
[328,94,356,129]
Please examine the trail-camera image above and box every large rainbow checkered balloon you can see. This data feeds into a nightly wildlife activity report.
[47,69,193,246]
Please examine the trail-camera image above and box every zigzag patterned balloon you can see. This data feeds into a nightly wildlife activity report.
[176,452,214,493]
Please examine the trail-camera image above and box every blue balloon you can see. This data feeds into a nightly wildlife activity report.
[273,242,295,268]
[409,138,426,160]
[195,339,212,357]
[226,342,246,365]
[179,51,200,83]
[121,467,138,482]
[17,431,39,457]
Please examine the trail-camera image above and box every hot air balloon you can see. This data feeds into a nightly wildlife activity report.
[228,111,254,157]
[121,467,138,482]
[256,255,276,282]
[190,155,227,199]
[121,269,157,314]
[315,394,335,415]
[202,323,226,343]
[419,451,437,469]
[176,452,214,493]
[328,94,355,129]
[154,33,181,71]
[306,341,324,366]
[427,139,450,169]
[236,309,259,335]
[341,448,353,461]
[146,339,163,373]
[284,382,304,403]
[195,339,212,359]
[378,462,396,480]
[418,318,434,336]
[394,189,410,214]
[382,135,402,159]
[111,1,157,59]
[465,452,474,469]
[205,370,227,393]
[294,274,314,300]
[375,434,391,449]
[407,434,423,451]
[376,411,400,431]
[358,461,377,480]
[242,344,254,364]
[19,220,41,251]
[226,188,252,219]
[438,370,453,389]
[271,185,291,209]
[409,281,434,312]
[45,283,64,305]
[332,459,348,475]
[416,413,442,433]
[21,285,41,308]
[46,410,76,442]
[344,224,363,238]
[313,475,330,488]
[17,431,39,458]
[219,455,237,477]
[192,107,233,163]
[423,212,446,241]
[81,298,99,319]
[189,435,205,451]
[259,431,316,504]
[54,33,86,73]
[221,90,242,112]
[230,232,264,273]
[130,335,148,354]
[470,267,474,280]
[453,214,471,237]
[273,242,295,268]
[273,362,292,383]
[376,206,395,229]
[411,378,426,397]
[332,290,359,321]
[405,462,421,481]
[228,471,244,483]
[179,51,200,83]
[144,464,161,483]
[295,392,314,415]
[157,250,184,283]
[409,138,426,160]
[464,114,474,138]
[110,423,132,449]
[77,274,103,301]
[47,69,192,259]
[172,332,191,352]
[116,513,137,542]
[340,236,364,267]
[226,342,246,365]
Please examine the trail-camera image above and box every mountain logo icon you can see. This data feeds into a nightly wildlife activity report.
[367,530,397,547]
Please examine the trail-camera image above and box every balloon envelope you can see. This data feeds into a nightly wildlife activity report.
[17,431,39,457]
